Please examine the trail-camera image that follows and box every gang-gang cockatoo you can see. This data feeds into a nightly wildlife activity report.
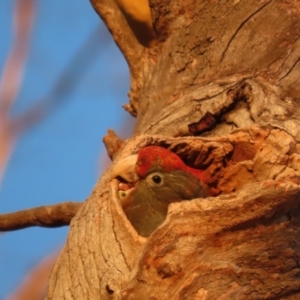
[112,146,207,237]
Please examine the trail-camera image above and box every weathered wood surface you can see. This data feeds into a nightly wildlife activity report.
[47,0,300,299]
[47,129,300,299]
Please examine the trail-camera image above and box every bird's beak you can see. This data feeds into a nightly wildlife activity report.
[112,154,139,206]
[112,154,139,183]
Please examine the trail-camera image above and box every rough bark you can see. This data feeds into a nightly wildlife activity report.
[47,0,300,299]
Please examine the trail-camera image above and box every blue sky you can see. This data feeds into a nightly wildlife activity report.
[0,1,130,297]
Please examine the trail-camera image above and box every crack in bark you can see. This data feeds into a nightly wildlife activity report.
[145,110,173,133]
[279,56,300,81]
[191,83,239,102]
[77,236,91,295]
[270,125,297,144]
[218,190,300,234]
[144,82,242,135]
[111,201,132,272]
[219,0,273,62]
[100,270,109,297]
[189,81,251,135]
[277,35,300,79]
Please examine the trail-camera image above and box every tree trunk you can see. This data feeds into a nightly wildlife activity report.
[47,0,300,299]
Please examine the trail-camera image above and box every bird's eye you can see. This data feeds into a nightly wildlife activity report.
[152,175,162,184]
[146,172,164,187]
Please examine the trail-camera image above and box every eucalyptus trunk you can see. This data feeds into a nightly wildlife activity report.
[47,0,300,299]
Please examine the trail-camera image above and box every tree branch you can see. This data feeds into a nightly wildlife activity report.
[0,201,83,231]
[90,0,143,71]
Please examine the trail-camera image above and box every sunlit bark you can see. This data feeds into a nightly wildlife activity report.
[47,1,300,299]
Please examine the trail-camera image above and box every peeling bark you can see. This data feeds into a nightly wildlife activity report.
[47,0,300,299]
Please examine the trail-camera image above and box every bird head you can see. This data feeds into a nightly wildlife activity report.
[112,146,207,237]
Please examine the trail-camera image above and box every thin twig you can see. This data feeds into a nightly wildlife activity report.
[0,201,83,231]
